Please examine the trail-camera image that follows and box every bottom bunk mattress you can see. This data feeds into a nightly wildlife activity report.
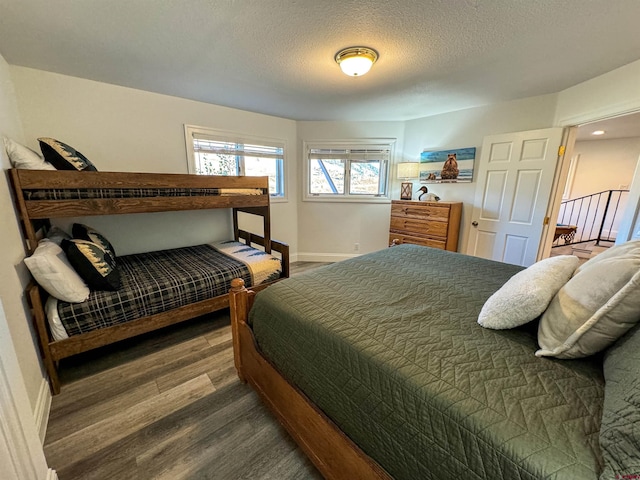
[48,241,281,339]
[249,245,605,480]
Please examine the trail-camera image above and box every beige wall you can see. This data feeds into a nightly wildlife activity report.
[0,55,45,412]
[555,59,640,127]
[403,95,558,253]
[296,97,559,259]
[570,137,640,199]
[11,67,299,257]
[296,121,405,259]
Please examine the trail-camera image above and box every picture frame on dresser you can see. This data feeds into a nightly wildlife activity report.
[389,200,462,251]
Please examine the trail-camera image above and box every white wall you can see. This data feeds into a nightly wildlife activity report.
[0,55,46,413]
[11,67,299,257]
[555,59,640,127]
[296,121,405,259]
[403,94,558,252]
[569,137,640,199]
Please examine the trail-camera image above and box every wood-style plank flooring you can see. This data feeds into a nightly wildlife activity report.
[44,262,330,480]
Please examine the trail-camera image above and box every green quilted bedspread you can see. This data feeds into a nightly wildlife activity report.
[250,245,605,479]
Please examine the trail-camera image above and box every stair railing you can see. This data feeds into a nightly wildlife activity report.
[555,189,629,247]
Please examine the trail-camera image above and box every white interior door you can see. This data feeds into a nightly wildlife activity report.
[467,128,564,266]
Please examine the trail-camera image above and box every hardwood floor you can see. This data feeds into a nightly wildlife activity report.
[44,262,329,479]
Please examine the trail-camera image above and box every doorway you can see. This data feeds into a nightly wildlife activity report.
[545,112,640,262]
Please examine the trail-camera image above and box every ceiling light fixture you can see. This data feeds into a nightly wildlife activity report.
[335,47,378,77]
[591,130,605,136]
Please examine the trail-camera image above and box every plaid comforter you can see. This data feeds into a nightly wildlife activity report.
[57,244,256,337]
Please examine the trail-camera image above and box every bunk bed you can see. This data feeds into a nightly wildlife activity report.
[10,169,289,394]
[229,244,640,480]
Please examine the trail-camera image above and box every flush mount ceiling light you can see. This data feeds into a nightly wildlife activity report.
[335,47,378,77]
[591,130,605,136]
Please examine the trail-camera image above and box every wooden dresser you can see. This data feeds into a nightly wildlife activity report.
[389,200,462,251]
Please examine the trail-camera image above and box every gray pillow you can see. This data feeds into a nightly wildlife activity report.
[599,323,640,479]
[536,240,640,359]
[478,255,578,329]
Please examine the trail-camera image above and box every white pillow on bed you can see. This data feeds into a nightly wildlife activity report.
[478,255,579,330]
[3,137,56,170]
[24,239,90,303]
[536,240,640,359]
[45,296,69,341]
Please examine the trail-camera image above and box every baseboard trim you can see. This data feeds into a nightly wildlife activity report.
[296,252,360,263]
[47,468,59,480]
[33,378,51,444]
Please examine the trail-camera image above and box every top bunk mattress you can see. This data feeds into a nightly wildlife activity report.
[48,241,281,340]
[249,245,605,480]
[23,187,265,201]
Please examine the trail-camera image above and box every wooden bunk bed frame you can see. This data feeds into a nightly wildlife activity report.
[10,169,289,394]
[229,279,391,480]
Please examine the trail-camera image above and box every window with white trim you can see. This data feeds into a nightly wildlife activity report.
[185,125,286,198]
[304,140,393,201]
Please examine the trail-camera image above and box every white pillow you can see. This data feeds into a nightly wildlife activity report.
[24,239,90,303]
[536,240,640,359]
[3,137,56,170]
[478,255,579,330]
[45,226,71,246]
[45,297,69,341]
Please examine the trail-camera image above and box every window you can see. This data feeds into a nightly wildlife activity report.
[185,125,286,198]
[304,140,394,201]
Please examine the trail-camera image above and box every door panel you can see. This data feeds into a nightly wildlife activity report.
[510,170,542,224]
[468,128,564,266]
[503,235,528,265]
[481,171,508,221]
[521,138,549,161]
[489,142,512,163]
[473,230,496,259]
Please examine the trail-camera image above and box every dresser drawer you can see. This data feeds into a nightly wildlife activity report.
[391,203,450,222]
[389,233,446,250]
[388,200,462,252]
[390,217,448,237]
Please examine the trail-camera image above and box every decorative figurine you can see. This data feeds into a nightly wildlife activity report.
[417,186,440,202]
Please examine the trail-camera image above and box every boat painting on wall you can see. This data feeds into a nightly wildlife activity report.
[420,147,476,183]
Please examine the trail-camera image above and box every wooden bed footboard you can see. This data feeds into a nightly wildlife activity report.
[228,279,391,480]
[237,229,289,278]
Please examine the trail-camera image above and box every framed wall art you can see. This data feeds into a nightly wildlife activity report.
[420,147,476,183]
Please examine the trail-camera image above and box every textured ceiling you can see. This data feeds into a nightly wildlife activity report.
[1,1,640,121]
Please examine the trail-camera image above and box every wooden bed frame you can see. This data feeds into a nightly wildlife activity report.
[10,169,289,394]
[229,279,391,480]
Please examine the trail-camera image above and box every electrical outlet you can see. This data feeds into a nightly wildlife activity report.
[354,243,360,252]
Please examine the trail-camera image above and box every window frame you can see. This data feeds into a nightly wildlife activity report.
[184,125,287,201]
[303,139,395,203]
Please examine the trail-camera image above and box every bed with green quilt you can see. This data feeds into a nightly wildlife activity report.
[234,244,639,480]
